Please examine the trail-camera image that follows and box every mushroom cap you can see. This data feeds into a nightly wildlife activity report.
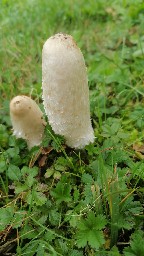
[10,95,33,116]
[10,95,46,149]
[42,33,94,148]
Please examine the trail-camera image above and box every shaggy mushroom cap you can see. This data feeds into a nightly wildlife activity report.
[42,33,94,149]
[10,95,46,149]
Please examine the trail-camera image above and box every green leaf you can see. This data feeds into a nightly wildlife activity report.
[44,231,55,242]
[7,164,21,181]
[83,184,93,205]
[7,147,19,157]
[56,239,69,254]
[82,173,93,184]
[115,214,134,231]
[93,214,107,230]
[76,230,88,248]
[73,187,80,202]
[12,211,27,228]
[21,166,38,177]
[0,160,7,173]
[69,212,79,228]
[20,225,36,239]
[53,171,61,180]
[0,124,9,147]
[26,174,36,187]
[36,243,46,256]
[50,178,72,204]
[45,168,55,178]
[76,229,105,249]
[102,118,121,138]
[76,212,107,249]
[15,183,28,194]
[26,191,47,206]
[49,209,61,226]
[0,206,14,231]
[123,230,144,256]
[6,147,21,165]
[21,240,38,255]
[69,250,83,256]
[109,246,120,255]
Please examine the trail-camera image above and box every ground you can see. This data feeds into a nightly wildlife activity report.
[0,0,144,255]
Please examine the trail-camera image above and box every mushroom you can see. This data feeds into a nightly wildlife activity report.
[10,95,46,149]
[42,33,94,149]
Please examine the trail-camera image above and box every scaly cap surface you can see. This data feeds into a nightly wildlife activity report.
[42,33,94,148]
[10,95,46,149]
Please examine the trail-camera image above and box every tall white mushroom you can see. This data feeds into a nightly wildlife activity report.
[10,95,46,149]
[42,33,94,149]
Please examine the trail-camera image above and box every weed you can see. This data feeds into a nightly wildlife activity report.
[0,0,144,255]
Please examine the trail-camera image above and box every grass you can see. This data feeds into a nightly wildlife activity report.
[0,0,144,255]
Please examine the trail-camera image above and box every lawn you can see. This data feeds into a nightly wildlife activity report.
[0,0,144,255]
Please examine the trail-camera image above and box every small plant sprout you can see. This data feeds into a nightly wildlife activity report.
[10,95,46,149]
[42,33,95,149]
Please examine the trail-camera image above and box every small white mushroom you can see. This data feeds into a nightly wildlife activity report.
[10,95,46,149]
[42,33,94,149]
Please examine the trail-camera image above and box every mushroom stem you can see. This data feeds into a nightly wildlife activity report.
[42,33,94,148]
[42,33,94,149]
